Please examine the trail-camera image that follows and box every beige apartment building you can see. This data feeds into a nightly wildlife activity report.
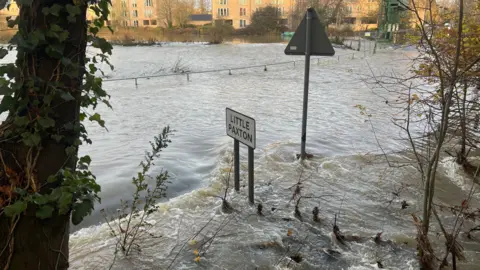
[212,0,294,29]
[109,0,158,27]
[344,0,380,30]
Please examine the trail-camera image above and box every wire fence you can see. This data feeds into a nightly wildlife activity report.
[103,48,375,87]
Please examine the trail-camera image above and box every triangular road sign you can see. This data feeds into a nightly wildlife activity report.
[284,8,335,56]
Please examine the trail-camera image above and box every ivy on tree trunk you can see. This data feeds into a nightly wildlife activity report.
[0,0,113,269]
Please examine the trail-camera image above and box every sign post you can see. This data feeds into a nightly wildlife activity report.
[226,108,256,204]
[284,8,335,160]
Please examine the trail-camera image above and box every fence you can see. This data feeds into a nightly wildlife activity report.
[103,46,376,87]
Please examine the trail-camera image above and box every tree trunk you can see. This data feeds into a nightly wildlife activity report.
[0,1,88,269]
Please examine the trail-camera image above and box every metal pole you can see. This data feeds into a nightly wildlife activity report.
[248,147,254,204]
[234,139,240,192]
[300,8,313,160]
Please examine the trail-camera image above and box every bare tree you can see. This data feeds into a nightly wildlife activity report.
[364,0,480,267]
[173,0,195,27]
[157,0,175,28]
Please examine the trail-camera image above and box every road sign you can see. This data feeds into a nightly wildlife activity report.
[284,8,335,56]
[226,108,256,204]
[284,8,335,160]
[226,108,256,149]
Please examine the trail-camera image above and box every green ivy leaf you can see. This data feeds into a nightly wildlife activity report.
[0,48,8,59]
[61,92,75,101]
[49,4,62,16]
[49,188,62,201]
[79,155,92,166]
[37,117,55,128]
[89,113,105,128]
[4,200,27,217]
[36,204,54,219]
[21,132,41,147]
[0,95,15,113]
[7,16,19,28]
[47,175,58,183]
[51,134,63,143]
[65,146,76,156]
[58,192,73,215]
[72,199,94,225]
[66,4,81,16]
[14,116,29,127]
[33,193,50,205]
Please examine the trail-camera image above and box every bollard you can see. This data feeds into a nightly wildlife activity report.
[187,73,190,82]
[229,69,232,75]
[338,55,340,61]
[352,53,355,59]
[317,58,320,65]
[135,78,138,87]
[293,61,296,67]
[264,65,267,71]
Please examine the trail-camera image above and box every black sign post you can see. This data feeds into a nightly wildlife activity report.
[285,8,335,160]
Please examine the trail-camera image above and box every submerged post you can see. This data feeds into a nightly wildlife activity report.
[284,7,335,160]
[300,8,313,160]
[234,139,240,191]
[248,147,254,204]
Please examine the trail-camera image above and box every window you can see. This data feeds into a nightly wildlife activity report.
[239,0,247,4]
[346,6,352,14]
[144,20,150,25]
[255,0,262,4]
[123,21,128,27]
[145,9,153,17]
[133,20,139,27]
[219,0,227,4]
[217,8,229,17]
[240,8,246,16]
[132,0,137,7]
[121,0,127,7]
[145,0,153,6]
[151,20,157,25]
[239,19,247,28]
[133,10,138,17]
[357,6,361,11]
[122,10,128,17]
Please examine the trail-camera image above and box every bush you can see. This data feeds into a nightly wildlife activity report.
[247,6,288,35]
[206,22,233,44]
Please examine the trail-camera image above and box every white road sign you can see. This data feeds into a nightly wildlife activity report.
[226,108,256,149]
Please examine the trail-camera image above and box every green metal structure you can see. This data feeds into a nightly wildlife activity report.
[379,0,409,40]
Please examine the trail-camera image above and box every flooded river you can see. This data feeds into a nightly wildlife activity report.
[2,41,479,269]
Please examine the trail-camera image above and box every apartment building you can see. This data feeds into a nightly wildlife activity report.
[110,0,158,27]
[343,0,380,30]
[212,0,294,29]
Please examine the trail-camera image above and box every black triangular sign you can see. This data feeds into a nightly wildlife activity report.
[284,8,335,56]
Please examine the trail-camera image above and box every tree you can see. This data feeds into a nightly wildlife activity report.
[248,6,287,35]
[365,0,480,267]
[157,0,175,28]
[290,0,347,30]
[0,0,112,269]
[173,0,194,28]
